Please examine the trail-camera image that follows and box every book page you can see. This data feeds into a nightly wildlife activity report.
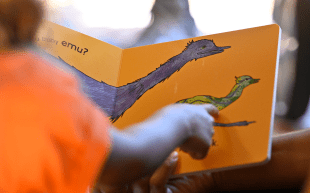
[36,21,123,116]
[113,24,281,174]
[36,22,280,174]
[36,20,123,87]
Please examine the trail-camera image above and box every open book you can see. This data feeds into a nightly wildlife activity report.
[36,21,281,175]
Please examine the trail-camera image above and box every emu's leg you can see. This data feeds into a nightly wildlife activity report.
[213,121,256,127]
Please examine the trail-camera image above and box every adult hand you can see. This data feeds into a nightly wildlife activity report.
[93,151,216,193]
[130,151,215,193]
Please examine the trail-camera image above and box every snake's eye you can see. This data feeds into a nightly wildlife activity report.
[201,45,206,49]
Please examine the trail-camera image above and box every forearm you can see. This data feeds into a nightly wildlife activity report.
[211,129,310,191]
[98,114,189,187]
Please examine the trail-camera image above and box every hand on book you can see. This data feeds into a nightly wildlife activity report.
[93,151,215,193]
[94,103,219,193]
[133,151,215,193]
[151,103,219,160]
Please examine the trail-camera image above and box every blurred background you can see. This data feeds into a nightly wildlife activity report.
[44,0,309,134]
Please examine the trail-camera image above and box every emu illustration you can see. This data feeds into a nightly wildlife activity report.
[176,75,259,110]
[176,75,259,127]
[59,39,230,122]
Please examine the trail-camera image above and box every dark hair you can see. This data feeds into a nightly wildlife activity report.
[0,0,44,47]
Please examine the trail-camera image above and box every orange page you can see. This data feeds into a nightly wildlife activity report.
[36,20,122,86]
[36,21,281,175]
[115,24,281,175]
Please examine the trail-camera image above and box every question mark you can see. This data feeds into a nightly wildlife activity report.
[83,48,88,55]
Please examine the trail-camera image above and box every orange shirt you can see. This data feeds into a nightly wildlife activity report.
[0,50,111,193]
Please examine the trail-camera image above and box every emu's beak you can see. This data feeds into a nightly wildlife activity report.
[198,45,231,56]
[219,46,231,50]
[213,46,231,54]
[253,79,260,83]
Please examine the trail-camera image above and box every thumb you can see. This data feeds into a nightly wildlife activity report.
[150,151,178,193]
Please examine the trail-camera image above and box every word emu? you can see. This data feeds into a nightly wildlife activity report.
[61,41,89,55]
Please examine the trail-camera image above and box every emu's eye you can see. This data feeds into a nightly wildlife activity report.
[201,45,206,49]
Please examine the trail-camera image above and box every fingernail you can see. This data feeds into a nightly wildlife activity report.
[167,151,178,165]
[167,188,173,193]
[214,107,220,115]
[171,151,178,162]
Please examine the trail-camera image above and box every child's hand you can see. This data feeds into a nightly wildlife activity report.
[97,103,218,189]
[154,104,219,160]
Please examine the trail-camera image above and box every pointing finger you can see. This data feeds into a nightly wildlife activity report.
[203,104,219,116]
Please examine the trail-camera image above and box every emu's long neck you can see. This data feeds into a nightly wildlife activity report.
[138,53,190,93]
[112,52,191,121]
[224,84,245,103]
